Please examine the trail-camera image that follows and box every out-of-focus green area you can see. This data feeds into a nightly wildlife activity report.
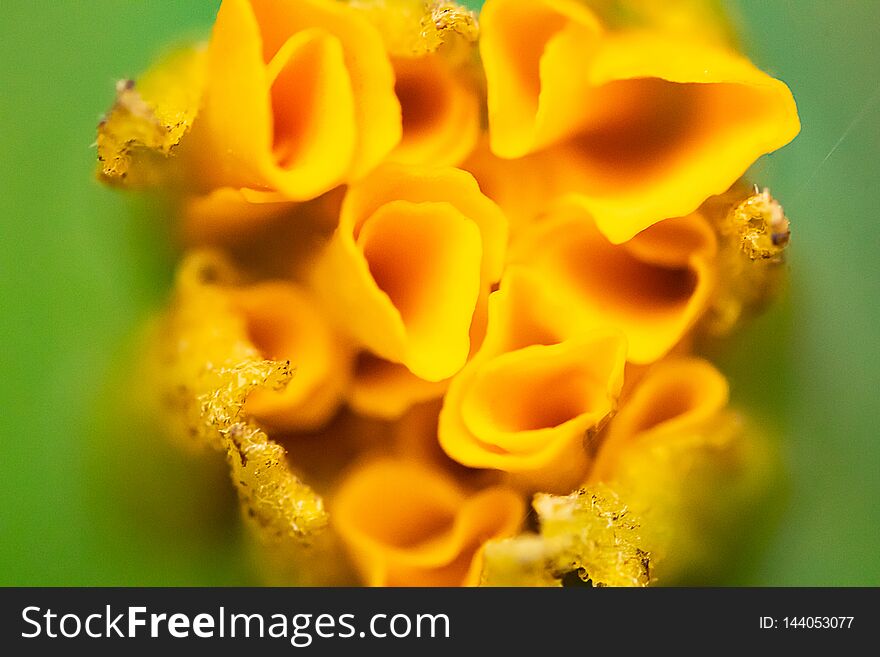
[0,0,877,585]
[719,0,880,585]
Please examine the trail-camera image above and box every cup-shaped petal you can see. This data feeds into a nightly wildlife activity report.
[333,459,524,586]
[589,357,729,483]
[440,272,627,492]
[310,164,507,381]
[387,54,480,167]
[509,200,717,364]
[481,0,800,241]
[480,0,603,157]
[554,32,800,243]
[187,0,401,201]
[225,281,351,430]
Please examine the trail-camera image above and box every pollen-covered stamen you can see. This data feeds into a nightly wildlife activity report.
[727,187,791,261]
[700,185,791,335]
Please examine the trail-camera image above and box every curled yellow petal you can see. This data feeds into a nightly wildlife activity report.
[333,459,524,586]
[481,0,800,242]
[480,0,604,158]
[509,199,717,364]
[439,270,627,492]
[589,357,729,483]
[562,32,799,243]
[387,54,480,167]
[223,281,352,431]
[310,164,507,381]
[185,0,400,200]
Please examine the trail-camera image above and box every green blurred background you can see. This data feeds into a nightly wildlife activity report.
[1,1,878,585]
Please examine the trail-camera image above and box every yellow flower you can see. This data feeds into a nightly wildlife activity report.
[333,458,524,586]
[100,0,797,588]
[439,270,627,493]
[309,163,507,381]
[480,0,800,242]
[508,199,717,364]
[184,0,401,201]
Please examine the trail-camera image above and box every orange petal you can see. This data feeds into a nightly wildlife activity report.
[186,0,400,200]
[387,54,480,167]
[480,0,603,157]
[509,199,717,364]
[333,459,524,586]
[481,0,800,241]
[310,164,507,381]
[188,0,271,191]
[225,281,352,431]
[589,357,729,483]
[439,272,627,493]
[264,28,357,193]
[248,0,401,179]
[556,32,799,242]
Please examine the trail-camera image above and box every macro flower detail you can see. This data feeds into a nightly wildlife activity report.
[439,270,628,492]
[507,199,718,364]
[589,357,730,483]
[480,0,603,158]
[584,356,776,582]
[309,163,507,381]
[480,0,800,242]
[333,459,524,586]
[96,46,207,187]
[97,0,801,588]
[185,0,401,201]
[481,484,651,587]
[147,253,329,542]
